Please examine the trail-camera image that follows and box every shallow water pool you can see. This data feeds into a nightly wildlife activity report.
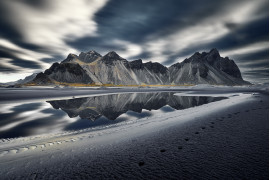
[0,92,226,138]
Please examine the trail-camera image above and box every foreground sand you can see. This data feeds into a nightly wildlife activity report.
[0,87,268,179]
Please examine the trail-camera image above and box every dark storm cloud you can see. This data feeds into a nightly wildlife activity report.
[0,4,22,41]
[67,37,127,54]
[232,49,269,62]
[40,55,65,63]
[10,59,41,69]
[68,0,239,50]
[242,69,269,83]
[0,65,18,73]
[0,48,17,59]
[21,0,49,8]
[0,0,60,58]
[208,17,269,51]
[241,61,269,69]
[0,17,45,54]
[0,46,42,70]
[243,69,269,76]
[129,51,152,61]
[0,3,53,55]
[0,0,109,82]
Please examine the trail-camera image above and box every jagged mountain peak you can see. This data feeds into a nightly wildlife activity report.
[189,52,202,63]
[188,48,221,63]
[209,48,220,56]
[129,59,144,69]
[170,62,183,68]
[144,61,168,74]
[79,50,102,63]
[130,59,143,64]
[67,53,78,60]
[86,50,101,55]
[205,48,221,64]
[68,53,78,57]
[103,51,125,60]
[61,53,78,64]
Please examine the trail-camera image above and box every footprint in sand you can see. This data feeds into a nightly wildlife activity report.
[0,151,8,157]
[9,149,18,154]
[138,161,145,166]
[38,144,45,149]
[46,142,54,147]
[29,145,37,150]
[18,147,29,153]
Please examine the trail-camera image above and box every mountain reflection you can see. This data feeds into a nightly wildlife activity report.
[47,92,226,121]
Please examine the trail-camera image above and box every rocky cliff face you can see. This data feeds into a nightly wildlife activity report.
[84,51,138,85]
[78,50,102,63]
[169,48,247,85]
[32,62,94,84]
[30,49,250,86]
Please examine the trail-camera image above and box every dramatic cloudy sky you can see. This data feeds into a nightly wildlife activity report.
[0,0,268,83]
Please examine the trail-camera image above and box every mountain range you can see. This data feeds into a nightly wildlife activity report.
[29,48,249,86]
[1,73,38,86]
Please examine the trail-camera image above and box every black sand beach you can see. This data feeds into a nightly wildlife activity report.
[0,87,268,179]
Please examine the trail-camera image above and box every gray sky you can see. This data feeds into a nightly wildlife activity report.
[0,0,268,83]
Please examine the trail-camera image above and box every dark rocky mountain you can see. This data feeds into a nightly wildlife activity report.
[44,62,94,84]
[61,53,78,64]
[169,48,247,85]
[78,50,102,63]
[32,72,53,85]
[30,48,250,86]
[100,51,125,63]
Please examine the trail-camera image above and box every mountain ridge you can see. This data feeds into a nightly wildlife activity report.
[30,48,250,86]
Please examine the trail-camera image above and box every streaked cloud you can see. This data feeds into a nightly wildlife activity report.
[0,0,268,83]
[0,0,108,82]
